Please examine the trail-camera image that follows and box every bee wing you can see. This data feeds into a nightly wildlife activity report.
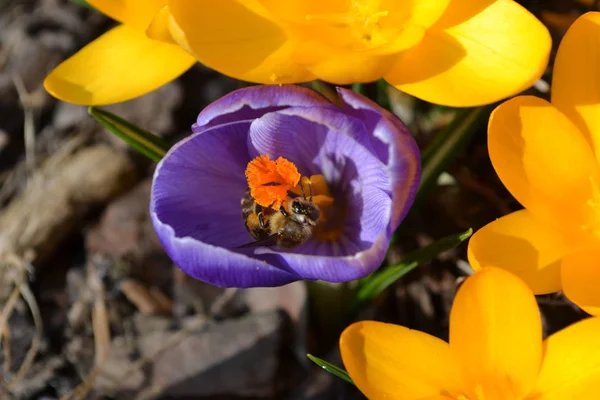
[236,234,278,249]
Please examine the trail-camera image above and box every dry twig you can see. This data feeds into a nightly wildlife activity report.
[5,278,43,391]
[120,279,171,315]
[0,254,43,394]
[60,261,111,400]
[0,142,135,273]
[10,73,36,178]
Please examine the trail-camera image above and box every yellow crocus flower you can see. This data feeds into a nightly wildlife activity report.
[468,12,600,315]
[340,267,600,400]
[45,0,551,107]
[44,0,195,105]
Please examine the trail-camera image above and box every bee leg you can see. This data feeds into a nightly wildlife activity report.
[299,178,307,200]
[258,212,266,228]
[298,176,313,201]
[279,205,289,217]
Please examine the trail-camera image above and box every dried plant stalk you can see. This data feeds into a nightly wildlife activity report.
[0,143,135,302]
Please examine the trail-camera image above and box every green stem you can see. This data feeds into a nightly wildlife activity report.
[305,280,358,349]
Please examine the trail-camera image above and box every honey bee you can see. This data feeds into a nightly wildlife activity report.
[240,183,321,249]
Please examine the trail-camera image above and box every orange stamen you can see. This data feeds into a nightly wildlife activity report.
[245,155,301,209]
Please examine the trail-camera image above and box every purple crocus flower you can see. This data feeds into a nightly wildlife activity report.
[150,85,420,288]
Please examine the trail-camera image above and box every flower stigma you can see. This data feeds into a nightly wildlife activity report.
[303,2,396,50]
[245,155,343,242]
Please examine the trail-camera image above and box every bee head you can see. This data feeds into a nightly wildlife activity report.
[291,199,320,223]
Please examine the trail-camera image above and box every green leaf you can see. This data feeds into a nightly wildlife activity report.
[88,107,170,162]
[307,354,354,385]
[309,81,341,106]
[353,261,418,309]
[401,228,472,266]
[351,83,364,94]
[375,79,391,111]
[416,105,494,204]
[351,228,473,311]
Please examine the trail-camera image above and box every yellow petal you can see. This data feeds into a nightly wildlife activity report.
[87,0,167,29]
[561,247,600,316]
[487,96,599,236]
[146,5,177,46]
[258,0,450,29]
[168,0,314,84]
[552,12,600,165]
[340,321,461,400]
[450,267,542,399]
[259,0,443,55]
[302,51,401,84]
[385,0,551,107]
[44,24,195,105]
[289,22,424,83]
[256,0,353,22]
[468,210,570,294]
[408,0,452,28]
[532,317,600,399]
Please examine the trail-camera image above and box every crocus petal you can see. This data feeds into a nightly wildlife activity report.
[385,0,551,106]
[340,321,462,400]
[552,12,600,164]
[561,247,600,316]
[467,210,570,294]
[450,267,542,399]
[44,24,195,105]
[256,0,450,84]
[247,107,379,175]
[258,0,451,29]
[532,317,600,400]
[408,0,453,28]
[303,52,401,85]
[151,120,296,287]
[337,88,420,227]
[168,0,315,84]
[258,233,391,282]
[154,121,250,247]
[487,96,599,235]
[87,0,166,29]
[193,85,332,132]
[290,25,425,84]
[256,0,348,21]
[146,5,177,46]
[247,111,393,281]
[153,222,296,287]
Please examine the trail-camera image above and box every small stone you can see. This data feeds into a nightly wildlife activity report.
[239,282,308,361]
[95,336,146,393]
[137,311,300,398]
